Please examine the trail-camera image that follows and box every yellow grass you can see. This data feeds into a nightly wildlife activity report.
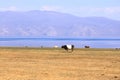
[0,47,120,80]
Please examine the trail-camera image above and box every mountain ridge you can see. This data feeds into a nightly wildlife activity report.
[0,10,120,37]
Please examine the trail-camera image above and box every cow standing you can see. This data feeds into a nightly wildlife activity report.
[85,46,90,48]
[61,45,74,52]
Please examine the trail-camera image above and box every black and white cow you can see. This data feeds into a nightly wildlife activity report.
[61,45,74,52]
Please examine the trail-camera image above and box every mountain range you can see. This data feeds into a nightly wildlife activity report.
[0,10,120,38]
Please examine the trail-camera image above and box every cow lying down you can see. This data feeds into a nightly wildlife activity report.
[61,45,74,52]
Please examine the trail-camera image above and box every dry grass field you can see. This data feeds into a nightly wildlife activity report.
[0,47,120,80]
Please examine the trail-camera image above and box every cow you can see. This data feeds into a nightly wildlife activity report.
[85,46,90,48]
[61,45,74,52]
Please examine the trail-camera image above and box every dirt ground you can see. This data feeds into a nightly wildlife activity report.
[0,47,120,80]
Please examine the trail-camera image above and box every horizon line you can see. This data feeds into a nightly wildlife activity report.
[0,37,120,41]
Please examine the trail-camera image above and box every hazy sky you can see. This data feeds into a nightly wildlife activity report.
[0,0,120,20]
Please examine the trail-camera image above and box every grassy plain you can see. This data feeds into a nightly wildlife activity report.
[0,47,120,80]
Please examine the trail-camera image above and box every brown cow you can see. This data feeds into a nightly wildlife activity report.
[85,46,90,48]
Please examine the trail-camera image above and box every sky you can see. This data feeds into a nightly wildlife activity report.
[0,0,120,20]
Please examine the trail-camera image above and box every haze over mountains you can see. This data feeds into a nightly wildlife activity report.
[0,10,120,38]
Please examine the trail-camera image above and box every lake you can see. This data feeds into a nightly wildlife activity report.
[0,38,120,48]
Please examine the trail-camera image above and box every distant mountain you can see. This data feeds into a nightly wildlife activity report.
[0,10,120,37]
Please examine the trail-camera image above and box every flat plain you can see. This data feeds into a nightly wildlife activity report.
[0,47,120,80]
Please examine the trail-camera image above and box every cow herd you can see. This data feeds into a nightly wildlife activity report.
[61,45,91,52]
[60,45,120,52]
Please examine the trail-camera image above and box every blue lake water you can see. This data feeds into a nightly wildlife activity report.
[0,38,120,48]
